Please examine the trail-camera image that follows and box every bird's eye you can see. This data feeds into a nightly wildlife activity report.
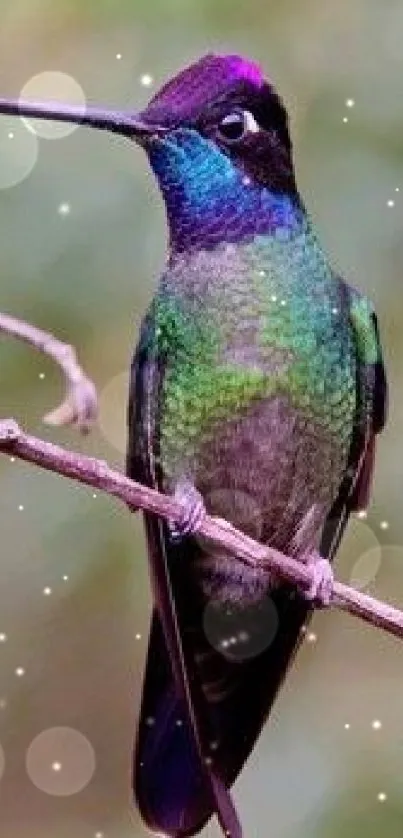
[217,109,260,142]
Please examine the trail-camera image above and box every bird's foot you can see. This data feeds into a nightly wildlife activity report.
[302,551,334,607]
[169,480,206,542]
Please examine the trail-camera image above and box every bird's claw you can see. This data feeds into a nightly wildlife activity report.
[169,481,206,542]
[302,552,334,607]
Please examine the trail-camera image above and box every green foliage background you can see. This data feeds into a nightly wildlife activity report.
[1,1,403,836]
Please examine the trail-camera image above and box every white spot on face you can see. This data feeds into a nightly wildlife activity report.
[387,200,395,208]
[15,667,25,677]
[345,98,355,108]
[344,723,350,730]
[343,116,349,123]
[377,792,387,802]
[380,520,389,530]
[0,634,7,643]
[307,632,317,644]
[244,110,260,134]
[43,587,52,596]
[372,719,382,730]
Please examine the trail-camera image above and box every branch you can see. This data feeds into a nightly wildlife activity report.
[0,418,402,641]
[0,312,98,432]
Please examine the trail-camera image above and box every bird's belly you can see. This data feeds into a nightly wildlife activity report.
[189,395,349,604]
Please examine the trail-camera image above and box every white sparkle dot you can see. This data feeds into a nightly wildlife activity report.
[380,520,389,530]
[357,510,367,520]
[242,175,251,186]
[51,761,62,772]
[95,833,104,838]
[387,199,395,208]
[344,723,350,730]
[145,717,155,726]
[343,116,349,123]
[271,294,277,303]
[39,372,45,380]
[205,756,213,766]
[135,633,141,640]
[280,299,287,306]
[10,457,15,463]
[346,98,355,108]
[15,667,25,677]
[176,719,183,727]
[307,632,317,644]
[258,270,266,277]
[396,187,400,193]
[18,505,24,512]
[140,74,153,87]
[332,307,339,315]
[58,202,71,216]
[377,792,387,802]
[8,132,14,139]
[372,719,382,730]
[43,587,52,596]
[92,493,97,499]
[210,740,219,750]
[63,575,69,582]
[0,634,7,643]
[300,625,307,635]
[116,53,122,60]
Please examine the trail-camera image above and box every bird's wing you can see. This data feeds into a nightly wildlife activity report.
[320,280,388,560]
[127,306,242,838]
[127,283,388,838]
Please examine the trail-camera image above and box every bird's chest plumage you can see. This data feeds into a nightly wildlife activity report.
[151,235,356,586]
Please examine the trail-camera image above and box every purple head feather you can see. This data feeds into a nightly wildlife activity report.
[143,53,265,126]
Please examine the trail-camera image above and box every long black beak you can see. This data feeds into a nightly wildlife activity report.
[0,98,165,141]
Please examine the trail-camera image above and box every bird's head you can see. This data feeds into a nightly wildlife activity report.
[0,53,302,252]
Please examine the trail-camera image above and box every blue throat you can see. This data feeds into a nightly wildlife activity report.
[147,129,304,252]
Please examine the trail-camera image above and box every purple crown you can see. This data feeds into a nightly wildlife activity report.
[143,53,265,124]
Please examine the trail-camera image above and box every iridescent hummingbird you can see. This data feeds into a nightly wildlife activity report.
[0,52,388,838]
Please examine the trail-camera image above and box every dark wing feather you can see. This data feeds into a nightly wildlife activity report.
[320,283,388,560]
[127,311,241,837]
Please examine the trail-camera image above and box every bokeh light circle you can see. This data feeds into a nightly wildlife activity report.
[0,119,38,188]
[98,371,129,453]
[350,546,382,590]
[347,517,381,590]
[26,727,96,795]
[203,596,279,662]
[20,72,86,139]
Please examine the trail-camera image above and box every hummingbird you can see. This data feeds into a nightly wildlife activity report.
[0,53,388,838]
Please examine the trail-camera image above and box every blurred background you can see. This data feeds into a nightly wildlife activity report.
[0,0,403,836]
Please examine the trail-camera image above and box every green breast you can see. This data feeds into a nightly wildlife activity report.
[151,233,356,484]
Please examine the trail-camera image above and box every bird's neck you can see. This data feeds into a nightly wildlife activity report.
[147,133,305,254]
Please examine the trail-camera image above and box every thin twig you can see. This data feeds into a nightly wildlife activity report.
[0,417,402,641]
[0,312,98,432]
